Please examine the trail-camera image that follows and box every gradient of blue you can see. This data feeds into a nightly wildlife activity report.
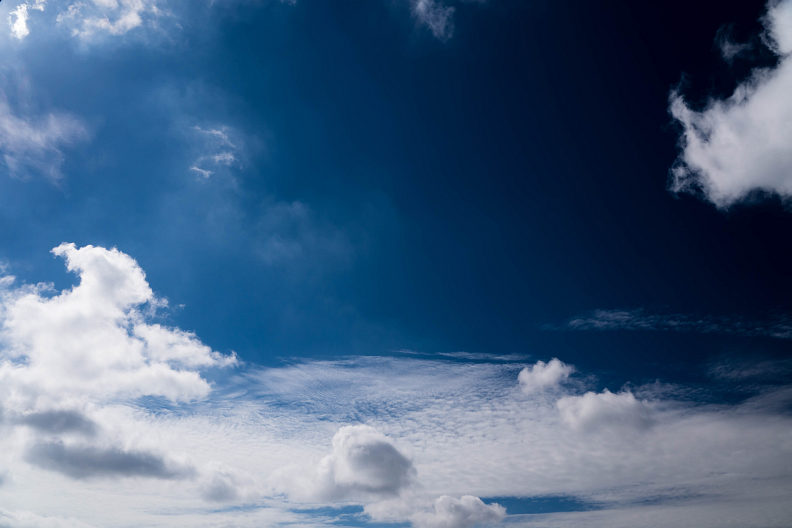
[0,0,788,390]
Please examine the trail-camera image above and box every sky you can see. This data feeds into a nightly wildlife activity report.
[0,0,791,526]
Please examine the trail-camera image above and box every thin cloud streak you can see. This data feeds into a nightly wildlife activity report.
[560,308,792,339]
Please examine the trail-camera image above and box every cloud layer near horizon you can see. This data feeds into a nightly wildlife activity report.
[0,244,790,527]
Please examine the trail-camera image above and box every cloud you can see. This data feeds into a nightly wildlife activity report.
[56,0,168,40]
[16,409,97,436]
[670,0,792,207]
[714,25,753,62]
[25,440,193,480]
[2,245,792,527]
[557,389,654,432]
[6,0,169,42]
[518,358,573,394]
[412,0,455,41]
[410,495,505,528]
[188,125,242,181]
[0,95,88,181]
[563,308,792,339]
[279,424,415,501]
[0,243,235,410]
[8,0,47,40]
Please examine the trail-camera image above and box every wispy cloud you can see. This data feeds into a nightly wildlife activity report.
[188,125,242,181]
[0,94,87,181]
[670,0,792,207]
[411,0,455,41]
[561,308,792,339]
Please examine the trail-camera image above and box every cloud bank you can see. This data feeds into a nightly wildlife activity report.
[0,245,790,527]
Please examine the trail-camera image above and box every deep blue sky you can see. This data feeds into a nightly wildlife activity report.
[1,0,789,383]
[2,1,792,526]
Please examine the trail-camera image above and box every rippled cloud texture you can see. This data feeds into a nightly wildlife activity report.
[0,245,789,527]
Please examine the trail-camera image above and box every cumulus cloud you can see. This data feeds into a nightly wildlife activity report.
[410,495,505,528]
[518,358,573,394]
[0,243,235,410]
[670,0,792,207]
[0,96,87,181]
[412,0,455,41]
[25,440,193,480]
[557,389,653,431]
[280,425,415,501]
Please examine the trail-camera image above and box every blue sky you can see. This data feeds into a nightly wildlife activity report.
[0,0,791,526]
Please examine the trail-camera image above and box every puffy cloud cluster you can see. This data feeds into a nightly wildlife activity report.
[518,358,573,394]
[0,243,235,410]
[317,425,415,498]
[0,243,234,489]
[276,424,415,501]
[670,0,792,207]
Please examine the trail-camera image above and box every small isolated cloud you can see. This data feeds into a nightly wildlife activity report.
[518,358,573,394]
[412,0,454,41]
[410,495,505,528]
[315,425,415,500]
[670,0,792,207]
[8,0,47,40]
[189,125,242,181]
[0,95,88,181]
[25,440,193,480]
[557,389,653,432]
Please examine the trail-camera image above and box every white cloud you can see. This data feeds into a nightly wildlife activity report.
[0,95,87,181]
[411,495,505,528]
[274,424,415,501]
[412,0,454,41]
[317,425,415,499]
[189,125,242,181]
[8,0,47,40]
[0,243,235,410]
[55,0,168,40]
[518,358,573,394]
[557,389,653,431]
[670,0,792,207]
[1,245,792,527]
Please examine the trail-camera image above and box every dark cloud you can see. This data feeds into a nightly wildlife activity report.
[17,410,97,436]
[25,441,193,480]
